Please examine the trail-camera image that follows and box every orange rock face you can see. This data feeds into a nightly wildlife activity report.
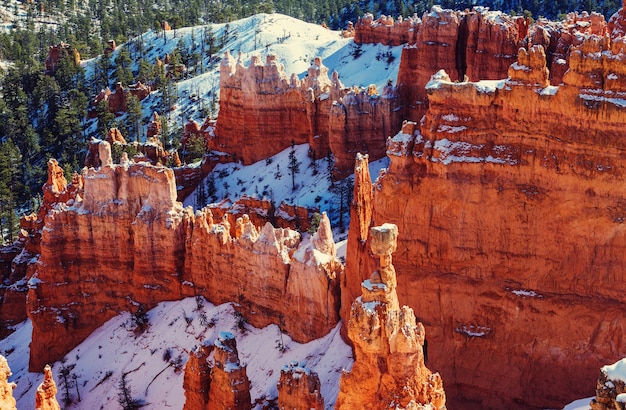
[26,143,343,371]
[0,355,16,410]
[277,362,324,410]
[397,7,527,123]
[354,13,420,46]
[336,224,446,409]
[215,53,399,176]
[35,365,60,410]
[351,31,626,408]
[183,343,213,410]
[206,332,251,410]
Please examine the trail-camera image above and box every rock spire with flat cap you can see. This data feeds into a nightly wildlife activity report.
[335,223,446,410]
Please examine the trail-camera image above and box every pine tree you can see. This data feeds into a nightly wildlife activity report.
[126,94,143,141]
[288,139,301,191]
[114,47,134,86]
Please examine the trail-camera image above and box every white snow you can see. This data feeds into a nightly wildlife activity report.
[562,398,592,410]
[1,297,353,409]
[183,142,388,239]
[579,93,626,108]
[604,358,626,384]
[431,138,518,165]
[454,325,490,337]
[474,79,506,94]
[510,289,541,298]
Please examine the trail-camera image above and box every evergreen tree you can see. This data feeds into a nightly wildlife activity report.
[114,47,134,86]
[0,139,23,243]
[126,94,143,141]
[287,139,301,191]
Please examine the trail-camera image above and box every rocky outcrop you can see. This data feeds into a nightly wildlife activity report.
[354,13,420,46]
[340,153,375,341]
[215,53,400,176]
[44,42,80,74]
[591,358,626,410]
[276,361,324,410]
[90,81,151,117]
[35,365,60,410]
[183,343,213,410]
[206,332,251,410]
[329,83,401,178]
[26,143,343,370]
[528,11,607,85]
[0,355,16,410]
[207,197,316,236]
[352,30,626,407]
[336,224,446,409]
[397,6,527,123]
[215,53,324,164]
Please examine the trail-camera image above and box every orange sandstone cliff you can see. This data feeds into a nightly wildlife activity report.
[347,37,626,408]
[27,141,342,371]
[336,223,446,409]
[215,53,399,177]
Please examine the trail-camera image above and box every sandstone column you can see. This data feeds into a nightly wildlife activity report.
[336,223,446,410]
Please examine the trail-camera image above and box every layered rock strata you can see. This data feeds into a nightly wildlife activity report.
[354,13,420,46]
[35,365,60,410]
[349,37,626,408]
[215,53,399,177]
[0,355,16,410]
[397,6,528,123]
[206,332,251,410]
[276,361,324,410]
[27,142,342,370]
[336,223,446,409]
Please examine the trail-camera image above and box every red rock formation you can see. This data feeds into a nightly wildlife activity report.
[106,127,127,145]
[35,365,60,410]
[397,6,526,123]
[329,83,401,178]
[181,119,210,147]
[336,223,446,409]
[0,355,16,410]
[183,343,213,410]
[352,34,626,408]
[146,112,162,139]
[205,196,316,236]
[215,52,400,176]
[44,42,80,74]
[215,52,325,164]
[206,332,251,410]
[341,153,375,340]
[27,143,343,370]
[90,81,151,118]
[277,361,324,409]
[354,13,420,46]
[528,12,607,85]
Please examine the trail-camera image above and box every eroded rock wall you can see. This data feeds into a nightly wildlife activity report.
[27,142,343,370]
[352,38,626,408]
[215,53,400,176]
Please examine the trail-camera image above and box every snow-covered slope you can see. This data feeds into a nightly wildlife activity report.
[1,297,352,409]
[183,142,389,238]
[84,13,404,137]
